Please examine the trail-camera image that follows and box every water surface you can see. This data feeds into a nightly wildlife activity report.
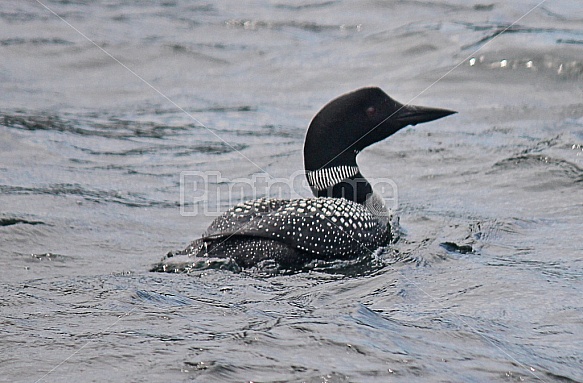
[1,1,582,382]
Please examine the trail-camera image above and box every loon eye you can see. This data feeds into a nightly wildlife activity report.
[366,106,376,117]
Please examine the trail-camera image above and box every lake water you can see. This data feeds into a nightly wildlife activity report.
[1,1,582,382]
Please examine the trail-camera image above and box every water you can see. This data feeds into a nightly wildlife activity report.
[1,1,582,382]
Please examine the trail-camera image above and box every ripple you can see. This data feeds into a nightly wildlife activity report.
[0,183,178,208]
[133,290,194,306]
[491,155,583,184]
[0,217,44,226]
[0,37,74,46]
[1,113,196,139]
[29,252,70,263]
[225,19,362,33]
[273,1,337,11]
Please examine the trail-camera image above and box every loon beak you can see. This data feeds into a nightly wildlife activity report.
[395,104,457,127]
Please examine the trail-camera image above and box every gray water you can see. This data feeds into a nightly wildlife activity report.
[1,1,583,382]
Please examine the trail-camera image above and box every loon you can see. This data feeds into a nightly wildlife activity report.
[154,87,455,272]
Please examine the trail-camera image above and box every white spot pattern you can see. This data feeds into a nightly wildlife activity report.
[183,196,391,266]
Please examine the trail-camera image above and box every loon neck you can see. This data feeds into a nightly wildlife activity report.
[306,166,373,204]
[303,152,389,220]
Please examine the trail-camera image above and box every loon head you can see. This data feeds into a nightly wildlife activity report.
[304,87,456,171]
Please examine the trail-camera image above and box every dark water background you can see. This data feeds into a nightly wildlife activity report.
[1,1,582,382]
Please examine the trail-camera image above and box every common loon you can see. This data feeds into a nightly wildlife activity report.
[154,87,455,272]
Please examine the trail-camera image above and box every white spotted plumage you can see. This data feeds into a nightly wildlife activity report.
[183,196,391,265]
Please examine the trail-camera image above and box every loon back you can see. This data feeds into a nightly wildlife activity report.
[195,197,390,267]
[154,87,455,271]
